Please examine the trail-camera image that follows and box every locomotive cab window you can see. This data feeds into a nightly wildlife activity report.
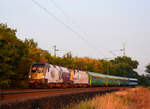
[32,64,45,73]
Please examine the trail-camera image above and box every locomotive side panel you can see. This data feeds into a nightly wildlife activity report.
[73,70,89,84]
[45,65,63,83]
[61,67,71,84]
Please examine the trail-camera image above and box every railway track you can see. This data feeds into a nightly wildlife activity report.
[0,87,129,109]
[0,87,125,95]
[0,89,66,95]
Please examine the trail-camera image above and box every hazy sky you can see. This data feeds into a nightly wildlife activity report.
[1,0,150,75]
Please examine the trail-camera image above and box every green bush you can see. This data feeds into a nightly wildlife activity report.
[0,79,11,89]
[18,80,29,88]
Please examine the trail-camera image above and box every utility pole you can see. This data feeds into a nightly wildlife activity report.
[53,45,60,57]
[120,43,126,56]
[123,43,125,56]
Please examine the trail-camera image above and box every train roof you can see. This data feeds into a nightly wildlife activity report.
[88,72,129,80]
[88,72,106,77]
[32,62,49,65]
[106,75,128,80]
[128,78,138,81]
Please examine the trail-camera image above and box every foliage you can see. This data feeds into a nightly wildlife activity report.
[139,63,150,86]
[109,56,139,78]
[137,75,150,86]
[0,23,26,88]
[146,64,150,74]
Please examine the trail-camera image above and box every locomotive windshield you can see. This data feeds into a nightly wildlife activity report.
[31,64,45,73]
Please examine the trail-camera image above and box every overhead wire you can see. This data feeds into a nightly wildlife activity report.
[31,0,107,58]
[48,0,69,20]
[48,0,107,58]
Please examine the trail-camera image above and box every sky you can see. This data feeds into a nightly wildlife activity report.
[0,0,150,75]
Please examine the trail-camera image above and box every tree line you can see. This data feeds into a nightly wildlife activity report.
[0,23,150,88]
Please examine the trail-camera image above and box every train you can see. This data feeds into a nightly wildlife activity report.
[28,62,138,88]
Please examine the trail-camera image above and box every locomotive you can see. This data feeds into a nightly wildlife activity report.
[28,62,138,88]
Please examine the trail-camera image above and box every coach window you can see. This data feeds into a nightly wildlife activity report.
[92,77,96,80]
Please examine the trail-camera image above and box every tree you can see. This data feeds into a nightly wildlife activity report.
[137,75,150,86]
[111,56,138,69]
[110,56,139,78]
[146,64,150,74]
[24,38,37,48]
[0,23,27,88]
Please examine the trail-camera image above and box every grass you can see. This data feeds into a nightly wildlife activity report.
[64,87,150,109]
[65,94,130,109]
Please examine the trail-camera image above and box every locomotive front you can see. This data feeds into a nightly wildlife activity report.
[28,63,48,86]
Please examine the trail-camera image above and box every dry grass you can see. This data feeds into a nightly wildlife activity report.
[125,87,150,109]
[65,87,150,109]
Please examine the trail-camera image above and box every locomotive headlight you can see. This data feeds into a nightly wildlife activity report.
[29,75,31,78]
[42,75,45,78]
